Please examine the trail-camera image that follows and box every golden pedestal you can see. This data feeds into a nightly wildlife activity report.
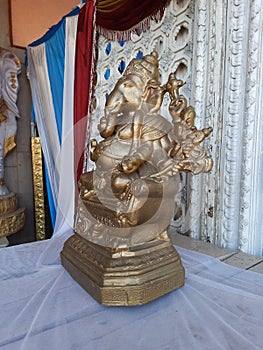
[61,232,185,306]
[60,51,214,306]
[0,192,26,238]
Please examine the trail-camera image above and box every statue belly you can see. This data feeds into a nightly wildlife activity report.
[96,139,132,172]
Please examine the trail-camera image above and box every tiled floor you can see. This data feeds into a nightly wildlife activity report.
[169,229,263,274]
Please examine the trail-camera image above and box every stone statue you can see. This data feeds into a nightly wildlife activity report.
[0,48,25,245]
[76,51,212,248]
[0,48,21,194]
[61,51,212,305]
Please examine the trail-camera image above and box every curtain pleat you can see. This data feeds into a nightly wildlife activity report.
[45,21,66,144]
[54,15,78,234]
[27,44,60,226]
[27,6,81,233]
[74,0,96,182]
[96,0,169,31]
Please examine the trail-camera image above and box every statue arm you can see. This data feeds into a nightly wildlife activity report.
[120,141,154,174]
[98,114,117,138]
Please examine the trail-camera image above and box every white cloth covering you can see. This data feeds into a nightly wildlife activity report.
[53,15,78,234]
[27,12,79,231]
[0,229,263,350]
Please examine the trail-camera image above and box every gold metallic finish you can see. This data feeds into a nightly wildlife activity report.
[61,232,184,306]
[31,137,45,240]
[77,51,212,247]
[0,113,7,124]
[4,135,16,157]
[0,192,25,238]
[61,51,213,305]
[0,97,8,125]
[0,207,26,238]
[0,192,17,215]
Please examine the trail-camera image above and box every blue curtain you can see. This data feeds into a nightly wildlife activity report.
[28,6,81,228]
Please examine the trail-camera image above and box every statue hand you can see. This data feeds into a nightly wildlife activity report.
[120,155,143,174]
[98,115,116,138]
[90,139,99,162]
[150,159,180,179]
[98,116,107,132]
[166,73,184,100]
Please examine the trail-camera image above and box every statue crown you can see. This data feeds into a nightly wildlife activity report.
[123,51,160,84]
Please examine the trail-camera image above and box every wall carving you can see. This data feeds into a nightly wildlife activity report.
[239,0,263,255]
[191,0,263,255]
[89,0,263,255]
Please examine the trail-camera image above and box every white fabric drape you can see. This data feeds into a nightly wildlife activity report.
[0,230,262,350]
[27,44,60,212]
[27,10,80,233]
[53,15,78,234]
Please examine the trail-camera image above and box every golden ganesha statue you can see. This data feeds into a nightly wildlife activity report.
[61,51,212,305]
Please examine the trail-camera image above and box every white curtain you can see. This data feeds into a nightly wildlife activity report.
[27,7,82,234]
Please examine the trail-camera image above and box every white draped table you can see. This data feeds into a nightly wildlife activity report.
[1,230,262,350]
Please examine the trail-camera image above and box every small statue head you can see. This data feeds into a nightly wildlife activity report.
[106,51,161,114]
[123,51,160,87]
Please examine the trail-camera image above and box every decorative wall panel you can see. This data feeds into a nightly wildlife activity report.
[191,0,263,256]
[90,0,263,256]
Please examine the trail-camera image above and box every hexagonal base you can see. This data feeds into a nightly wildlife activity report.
[61,233,185,306]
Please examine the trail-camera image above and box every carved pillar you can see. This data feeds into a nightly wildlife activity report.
[190,0,263,255]
[188,0,226,244]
